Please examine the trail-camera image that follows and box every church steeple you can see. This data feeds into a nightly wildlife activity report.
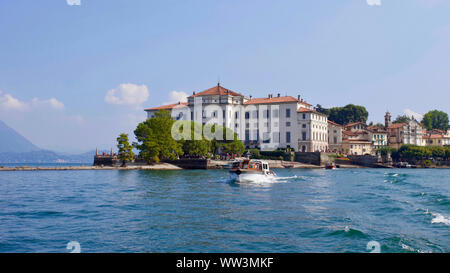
[385,112,392,128]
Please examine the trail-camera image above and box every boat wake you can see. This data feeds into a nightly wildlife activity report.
[430,212,450,226]
[423,209,450,226]
[231,175,300,186]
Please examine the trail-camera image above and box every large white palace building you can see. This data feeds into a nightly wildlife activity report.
[145,84,330,152]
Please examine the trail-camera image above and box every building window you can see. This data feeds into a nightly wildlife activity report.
[302,124,306,128]
[273,132,280,143]
[245,112,250,119]
[302,132,307,141]
[272,109,279,118]
[302,114,306,119]
[235,111,239,119]
[286,122,291,127]
[286,109,291,118]
[286,132,291,143]
[263,132,270,143]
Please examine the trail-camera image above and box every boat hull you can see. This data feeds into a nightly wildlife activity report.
[229,171,275,182]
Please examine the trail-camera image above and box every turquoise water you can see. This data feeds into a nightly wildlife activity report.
[0,168,448,253]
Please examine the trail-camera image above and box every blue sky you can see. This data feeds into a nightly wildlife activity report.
[1,0,449,153]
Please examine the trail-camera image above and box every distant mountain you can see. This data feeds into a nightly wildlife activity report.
[0,119,99,164]
[0,120,40,153]
[0,150,97,164]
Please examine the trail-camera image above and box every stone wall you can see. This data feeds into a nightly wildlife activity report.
[294,152,329,166]
[347,155,379,167]
[164,159,216,169]
[93,156,119,166]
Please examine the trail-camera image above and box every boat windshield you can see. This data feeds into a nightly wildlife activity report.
[248,162,261,170]
[231,162,241,168]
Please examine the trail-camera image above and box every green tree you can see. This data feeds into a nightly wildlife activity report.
[117,133,135,166]
[134,110,183,163]
[326,104,368,125]
[207,124,244,155]
[421,110,449,130]
[393,115,411,124]
[180,121,211,157]
[430,146,446,158]
[315,104,329,115]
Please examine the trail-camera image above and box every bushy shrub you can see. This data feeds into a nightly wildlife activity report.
[396,145,450,162]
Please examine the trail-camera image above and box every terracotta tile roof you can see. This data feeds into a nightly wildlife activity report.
[367,125,387,133]
[298,100,312,107]
[387,123,405,129]
[425,129,446,134]
[245,96,300,105]
[344,121,366,128]
[189,84,243,97]
[343,131,358,136]
[296,107,328,116]
[328,120,343,127]
[296,107,313,113]
[144,102,188,111]
[423,134,444,139]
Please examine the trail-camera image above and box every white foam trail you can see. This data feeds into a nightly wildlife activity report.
[431,213,450,226]
[236,175,284,185]
[274,175,298,181]
[401,243,415,252]
[424,209,450,226]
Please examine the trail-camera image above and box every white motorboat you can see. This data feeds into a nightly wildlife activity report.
[229,159,276,182]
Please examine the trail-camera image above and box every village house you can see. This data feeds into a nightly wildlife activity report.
[327,120,343,153]
[297,107,329,153]
[423,129,450,146]
[385,112,425,149]
[341,130,373,155]
[367,125,388,149]
[342,121,373,155]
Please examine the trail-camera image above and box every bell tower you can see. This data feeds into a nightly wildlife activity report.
[385,112,392,128]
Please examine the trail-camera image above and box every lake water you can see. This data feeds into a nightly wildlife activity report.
[0,168,449,253]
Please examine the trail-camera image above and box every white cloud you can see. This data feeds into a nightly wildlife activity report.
[0,90,27,111]
[31,97,65,110]
[105,83,149,106]
[163,90,188,105]
[366,0,382,6]
[404,109,423,121]
[66,0,81,6]
[1,90,64,111]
